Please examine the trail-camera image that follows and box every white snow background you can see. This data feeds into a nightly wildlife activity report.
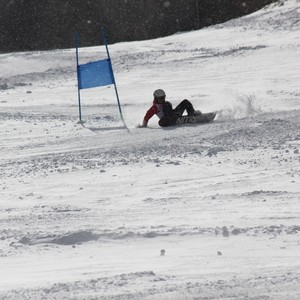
[0,0,300,299]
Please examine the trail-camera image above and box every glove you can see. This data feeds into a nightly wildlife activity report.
[137,121,147,128]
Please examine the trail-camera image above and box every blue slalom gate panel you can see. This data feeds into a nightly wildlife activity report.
[78,59,114,89]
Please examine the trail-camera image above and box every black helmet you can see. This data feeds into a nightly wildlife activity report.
[153,89,166,98]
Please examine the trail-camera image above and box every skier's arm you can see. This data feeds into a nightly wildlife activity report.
[142,105,157,127]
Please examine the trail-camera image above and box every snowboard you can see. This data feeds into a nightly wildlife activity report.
[175,112,217,126]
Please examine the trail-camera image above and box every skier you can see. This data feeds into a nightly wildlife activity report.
[141,89,201,127]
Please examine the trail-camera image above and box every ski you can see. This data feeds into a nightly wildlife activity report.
[175,112,217,125]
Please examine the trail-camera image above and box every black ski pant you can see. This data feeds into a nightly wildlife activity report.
[159,99,195,127]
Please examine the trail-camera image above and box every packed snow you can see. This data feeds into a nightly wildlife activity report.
[0,0,300,299]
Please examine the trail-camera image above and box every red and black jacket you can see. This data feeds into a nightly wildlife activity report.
[143,100,173,126]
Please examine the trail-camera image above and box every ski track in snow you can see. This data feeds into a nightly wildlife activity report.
[0,0,300,299]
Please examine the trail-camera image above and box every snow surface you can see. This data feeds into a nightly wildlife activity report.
[0,0,300,299]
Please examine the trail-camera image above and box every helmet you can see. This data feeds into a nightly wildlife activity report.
[153,89,166,98]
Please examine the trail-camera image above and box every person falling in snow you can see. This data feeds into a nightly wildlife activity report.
[141,89,201,127]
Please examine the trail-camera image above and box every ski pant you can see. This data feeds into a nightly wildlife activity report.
[159,99,195,127]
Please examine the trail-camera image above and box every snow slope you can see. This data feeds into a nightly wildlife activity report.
[0,0,300,299]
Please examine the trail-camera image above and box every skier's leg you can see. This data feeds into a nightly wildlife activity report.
[174,99,195,116]
[159,116,177,127]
